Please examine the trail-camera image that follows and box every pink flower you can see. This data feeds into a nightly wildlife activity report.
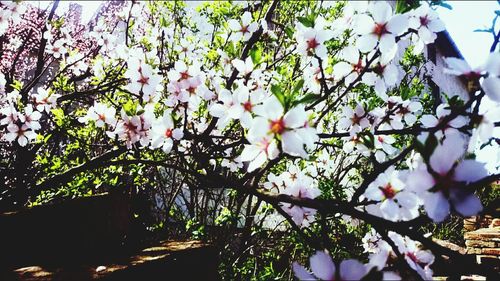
[32,88,60,113]
[338,103,370,134]
[250,96,317,158]
[46,39,67,59]
[389,232,435,280]
[3,123,37,147]
[107,110,143,149]
[420,103,468,139]
[355,2,408,54]
[293,251,367,280]
[408,3,445,54]
[125,58,161,100]
[407,134,486,222]
[364,169,419,221]
[295,16,334,59]
[150,111,183,153]
[227,85,265,129]
[240,134,279,172]
[19,105,41,131]
[228,12,258,42]
[79,102,116,128]
[0,104,19,126]
[333,46,365,85]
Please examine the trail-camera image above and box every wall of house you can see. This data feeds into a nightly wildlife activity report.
[428,45,470,101]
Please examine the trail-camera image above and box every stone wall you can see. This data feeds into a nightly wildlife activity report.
[464,218,500,271]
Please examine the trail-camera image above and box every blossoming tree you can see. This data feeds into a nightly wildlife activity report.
[0,0,499,279]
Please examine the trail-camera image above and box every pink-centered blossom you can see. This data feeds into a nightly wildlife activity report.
[280,175,320,228]
[250,95,317,158]
[295,16,334,59]
[408,3,445,54]
[79,102,117,128]
[150,111,183,153]
[228,11,258,42]
[355,2,408,55]
[3,123,37,147]
[407,134,486,222]
[338,103,370,134]
[364,169,419,221]
[32,88,60,113]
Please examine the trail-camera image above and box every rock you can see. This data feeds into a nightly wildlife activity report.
[465,228,500,241]
[464,216,494,232]
[467,247,482,255]
[460,275,486,281]
[481,248,500,256]
[433,238,466,254]
[465,240,498,248]
[490,219,500,228]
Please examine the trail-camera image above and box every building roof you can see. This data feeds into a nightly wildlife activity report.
[435,30,465,59]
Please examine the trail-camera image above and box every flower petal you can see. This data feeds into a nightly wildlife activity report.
[284,106,307,129]
[380,199,399,221]
[420,115,438,127]
[282,131,307,158]
[449,189,483,217]
[371,2,392,24]
[240,144,261,162]
[293,262,316,281]
[423,191,450,222]
[310,251,335,281]
[339,259,367,281]
[482,77,500,103]
[429,135,465,175]
[248,151,267,172]
[386,14,408,36]
[453,160,488,183]
[357,34,378,53]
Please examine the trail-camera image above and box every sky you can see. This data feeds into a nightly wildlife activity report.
[38,1,499,170]
[436,1,499,67]
[36,1,103,23]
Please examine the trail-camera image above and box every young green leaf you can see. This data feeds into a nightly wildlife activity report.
[250,47,262,65]
[271,84,286,107]
[297,16,314,28]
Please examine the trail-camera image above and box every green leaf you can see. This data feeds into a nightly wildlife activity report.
[271,84,285,106]
[123,100,137,116]
[52,108,65,126]
[292,79,305,94]
[43,134,52,144]
[285,26,294,38]
[297,16,314,28]
[250,47,262,65]
[395,0,416,13]
[294,93,318,106]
